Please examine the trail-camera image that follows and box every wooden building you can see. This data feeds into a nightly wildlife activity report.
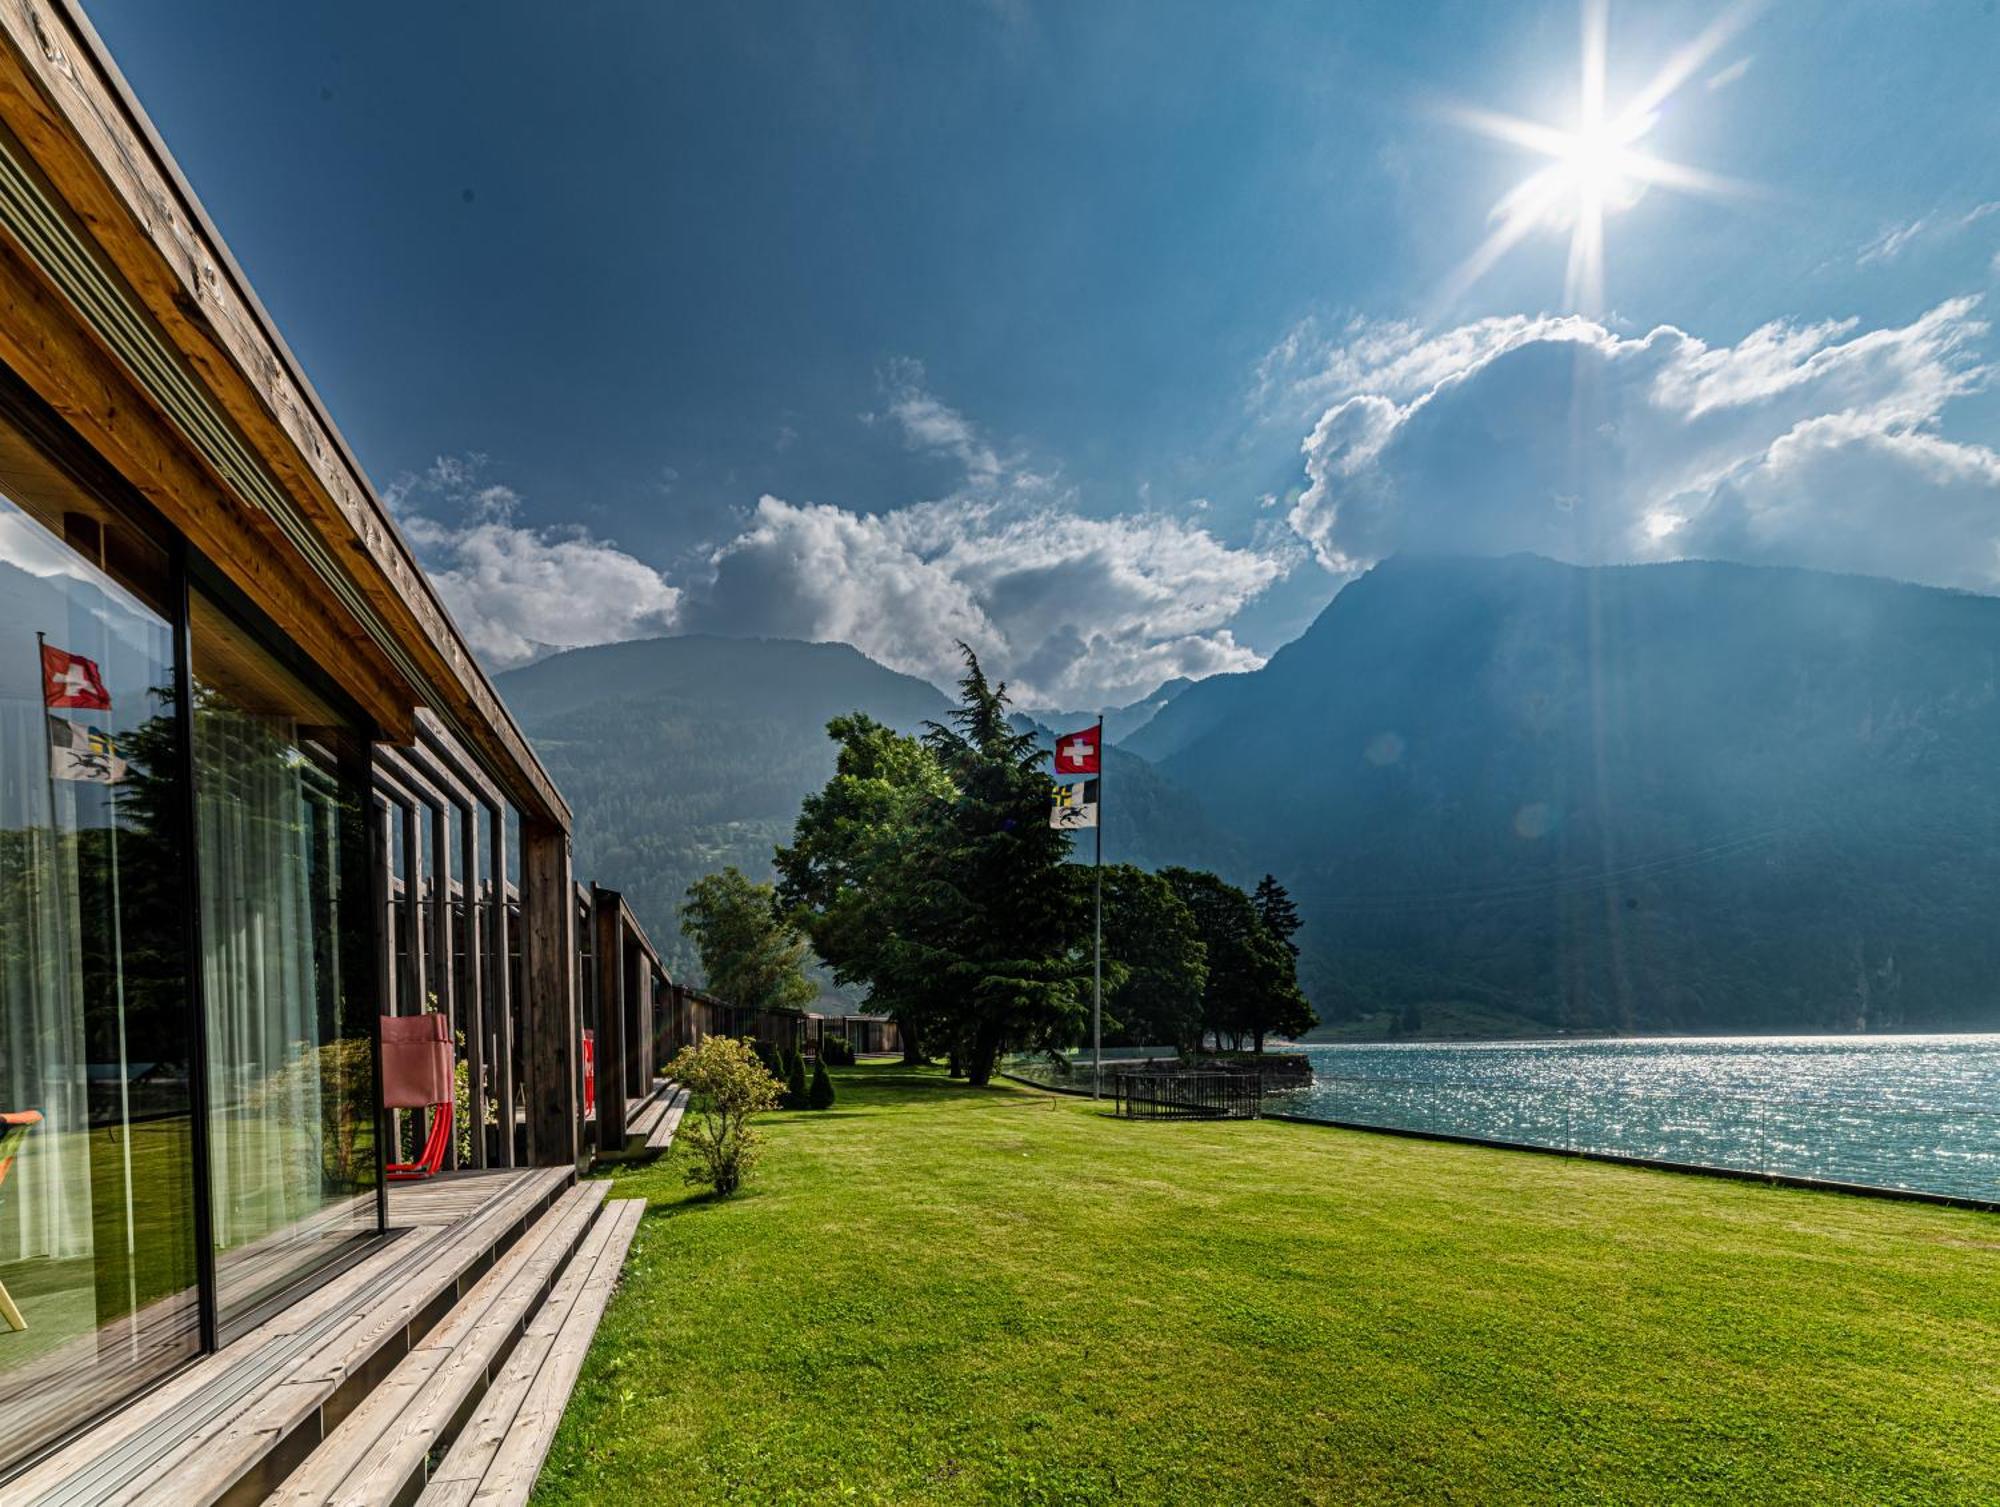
[0,4,686,1499]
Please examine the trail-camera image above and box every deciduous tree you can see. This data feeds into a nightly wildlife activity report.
[775,713,954,1060]
[1100,863,1207,1054]
[680,867,817,1014]
[1163,867,1316,1051]
[665,1035,783,1195]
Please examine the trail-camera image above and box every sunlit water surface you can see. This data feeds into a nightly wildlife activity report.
[1282,1035,2000,1202]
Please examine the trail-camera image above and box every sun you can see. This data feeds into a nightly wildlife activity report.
[1442,0,1757,314]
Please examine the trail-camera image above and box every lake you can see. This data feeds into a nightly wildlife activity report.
[1279,1035,2000,1203]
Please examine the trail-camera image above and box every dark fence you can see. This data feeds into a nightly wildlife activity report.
[1112,1070,1265,1121]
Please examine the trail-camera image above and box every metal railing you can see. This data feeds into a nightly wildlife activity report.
[1112,1070,1265,1121]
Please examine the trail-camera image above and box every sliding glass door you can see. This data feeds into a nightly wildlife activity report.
[0,359,385,1478]
[191,587,377,1333]
[0,438,200,1468]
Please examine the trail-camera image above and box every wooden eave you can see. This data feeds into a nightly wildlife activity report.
[0,0,568,827]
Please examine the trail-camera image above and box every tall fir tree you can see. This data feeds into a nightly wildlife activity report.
[1252,874,1303,959]
[895,646,1091,1084]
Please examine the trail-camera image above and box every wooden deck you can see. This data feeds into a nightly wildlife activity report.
[7,1167,642,1507]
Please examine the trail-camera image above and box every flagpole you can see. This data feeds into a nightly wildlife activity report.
[1092,713,1102,1100]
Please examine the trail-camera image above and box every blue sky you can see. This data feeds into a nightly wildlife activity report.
[87,1,2000,705]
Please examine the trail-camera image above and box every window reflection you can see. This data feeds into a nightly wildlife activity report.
[0,460,198,1470]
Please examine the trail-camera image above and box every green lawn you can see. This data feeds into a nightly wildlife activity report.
[537,1064,2000,1505]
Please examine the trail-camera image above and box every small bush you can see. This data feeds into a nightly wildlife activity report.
[752,1038,783,1080]
[662,1035,783,1196]
[784,1052,809,1109]
[808,1058,836,1110]
[819,1037,856,1067]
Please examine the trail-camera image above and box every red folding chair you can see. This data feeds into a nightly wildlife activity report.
[382,1014,453,1181]
[582,1029,596,1120]
[0,1110,42,1330]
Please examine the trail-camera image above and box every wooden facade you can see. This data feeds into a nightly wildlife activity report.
[0,3,751,1495]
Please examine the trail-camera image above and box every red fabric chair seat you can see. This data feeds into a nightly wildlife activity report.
[382,1014,453,1181]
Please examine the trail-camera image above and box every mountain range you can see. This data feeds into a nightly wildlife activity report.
[494,635,1243,988]
[1133,553,2000,1036]
[499,555,2000,1036]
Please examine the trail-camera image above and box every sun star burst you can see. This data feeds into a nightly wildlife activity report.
[1444,0,1759,314]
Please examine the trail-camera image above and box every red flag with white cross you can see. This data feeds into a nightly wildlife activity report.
[1053,723,1100,776]
[41,642,111,711]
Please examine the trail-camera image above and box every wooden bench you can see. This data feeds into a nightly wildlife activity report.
[419,1198,646,1504]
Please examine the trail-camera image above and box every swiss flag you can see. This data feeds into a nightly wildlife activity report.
[1053,723,1100,776]
[41,642,111,711]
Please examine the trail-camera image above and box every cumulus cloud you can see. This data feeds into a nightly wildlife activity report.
[392,367,1293,705]
[1283,295,2000,591]
[387,456,681,668]
[673,359,1293,705]
[687,495,1287,707]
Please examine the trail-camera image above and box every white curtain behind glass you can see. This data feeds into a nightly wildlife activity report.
[195,703,322,1253]
[0,696,93,1262]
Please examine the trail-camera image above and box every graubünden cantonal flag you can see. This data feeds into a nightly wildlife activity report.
[1052,723,1100,776]
[41,642,111,711]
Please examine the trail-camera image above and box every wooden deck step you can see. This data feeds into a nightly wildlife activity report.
[644,1087,690,1152]
[10,1167,573,1507]
[621,1080,681,1155]
[419,1198,646,1505]
[623,1075,669,1129]
[267,1182,611,1506]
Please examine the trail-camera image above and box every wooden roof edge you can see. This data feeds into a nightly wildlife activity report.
[0,0,568,826]
[585,882,670,975]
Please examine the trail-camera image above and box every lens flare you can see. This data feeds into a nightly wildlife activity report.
[1440,0,1760,314]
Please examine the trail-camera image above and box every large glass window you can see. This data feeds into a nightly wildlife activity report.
[191,587,377,1332]
[0,428,199,1468]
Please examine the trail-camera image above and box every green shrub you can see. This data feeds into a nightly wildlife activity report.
[820,1037,856,1067]
[784,1051,809,1109]
[808,1058,836,1110]
[752,1038,783,1080]
[662,1035,783,1196]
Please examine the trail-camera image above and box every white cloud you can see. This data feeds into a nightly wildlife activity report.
[1860,218,1935,267]
[1284,296,2000,590]
[1705,55,1753,91]
[875,358,1004,485]
[1254,310,1600,418]
[687,495,1289,707]
[1859,201,2000,266]
[387,456,681,668]
[393,368,1293,706]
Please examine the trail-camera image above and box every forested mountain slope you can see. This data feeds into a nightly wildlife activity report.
[496,636,1243,981]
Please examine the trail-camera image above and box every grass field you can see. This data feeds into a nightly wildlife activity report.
[536,1064,2000,1505]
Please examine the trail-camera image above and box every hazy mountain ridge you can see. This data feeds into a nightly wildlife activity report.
[1025,677,1197,746]
[1150,553,2000,1036]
